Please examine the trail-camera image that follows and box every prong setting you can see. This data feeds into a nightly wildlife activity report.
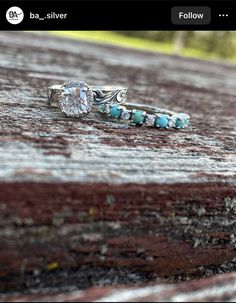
[98,103,190,130]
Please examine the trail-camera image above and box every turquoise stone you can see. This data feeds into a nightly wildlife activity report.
[175,115,189,129]
[155,115,169,128]
[131,111,145,125]
[99,104,106,113]
[110,105,122,118]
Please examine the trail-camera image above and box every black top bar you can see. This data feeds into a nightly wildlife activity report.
[1,1,236,30]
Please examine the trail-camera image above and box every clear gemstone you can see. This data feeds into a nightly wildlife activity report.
[121,108,131,120]
[59,81,93,117]
[105,105,112,114]
[145,114,156,126]
[168,115,177,128]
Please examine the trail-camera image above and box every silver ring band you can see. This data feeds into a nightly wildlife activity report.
[126,103,176,116]
[98,102,190,129]
[48,84,127,108]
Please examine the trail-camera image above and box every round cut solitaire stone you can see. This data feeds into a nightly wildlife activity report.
[59,81,93,117]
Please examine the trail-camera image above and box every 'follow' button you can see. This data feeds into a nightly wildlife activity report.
[171,6,211,25]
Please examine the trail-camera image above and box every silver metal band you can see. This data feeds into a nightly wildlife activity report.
[48,85,127,108]
[125,103,176,116]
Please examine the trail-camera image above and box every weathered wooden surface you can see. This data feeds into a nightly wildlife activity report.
[2,273,236,302]
[0,31,236,295]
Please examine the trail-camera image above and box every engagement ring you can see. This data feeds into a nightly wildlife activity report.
[47,80,127,118]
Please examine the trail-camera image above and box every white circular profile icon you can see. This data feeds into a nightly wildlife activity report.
[6,7,24,25]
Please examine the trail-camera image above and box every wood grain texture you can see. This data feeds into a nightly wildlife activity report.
[0,31,236,294]
[2,273,236,302]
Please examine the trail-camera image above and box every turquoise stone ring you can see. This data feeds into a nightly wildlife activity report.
[98,102,190,130]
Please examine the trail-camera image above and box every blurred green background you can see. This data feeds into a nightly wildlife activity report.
[50,31,236,62]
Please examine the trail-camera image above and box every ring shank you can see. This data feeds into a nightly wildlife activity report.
[47,85,128,107]
[125,102,176,116]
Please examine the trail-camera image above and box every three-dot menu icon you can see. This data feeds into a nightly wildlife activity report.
[219,14,229,17]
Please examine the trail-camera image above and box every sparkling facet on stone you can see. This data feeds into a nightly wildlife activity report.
[121,108,131,120]
[59,81,93,117]
[168,115,177,128]
[145,114,156,126]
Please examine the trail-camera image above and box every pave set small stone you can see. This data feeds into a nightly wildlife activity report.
[98,104,190,129]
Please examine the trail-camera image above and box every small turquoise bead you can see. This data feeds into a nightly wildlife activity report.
[99,104,106,113]
[155,115,169,128]
[175,116,189,129]
[131,111,145,125]
[110,105,122,118]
